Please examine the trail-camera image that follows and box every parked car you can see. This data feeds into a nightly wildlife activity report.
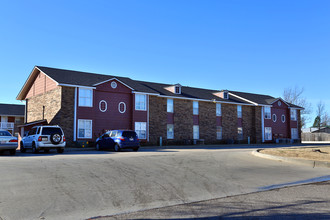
[0,129,18,155]
[20,125,66,153]
[96,130,140,152]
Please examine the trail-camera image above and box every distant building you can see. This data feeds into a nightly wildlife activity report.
[0,103,25,136]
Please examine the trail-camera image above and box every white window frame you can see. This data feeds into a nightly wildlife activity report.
[216,126,222,140]
[237,105,242,118]
[281,114,286,123]
[167,99,173,113]
[193,101,199,115]
[216,103,222,116]
[238,127,243,140]
[167,124,174,139]
[193,125,199,139]
[79,88,93,107]
[265,127,272,141]
[272,114,277,122]
[135,94,147,111]
[291,128,298,139]
[175,86,181,94]
[118,102,126,113]
[135,122,147,139]
[290,109,297,121]
[77,119,92,139]
[264,107,271,119]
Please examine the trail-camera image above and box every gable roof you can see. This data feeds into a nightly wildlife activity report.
[0,103,25,116]
[17,66,303,108]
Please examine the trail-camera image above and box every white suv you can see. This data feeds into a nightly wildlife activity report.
[20,125,66,153]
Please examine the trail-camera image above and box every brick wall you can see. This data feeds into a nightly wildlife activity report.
[199,101,216,144]
[254,107,262,143]
[149,96,167,144]
[173,99,193,141]
[222,104,237,141]
[59,87,75,144]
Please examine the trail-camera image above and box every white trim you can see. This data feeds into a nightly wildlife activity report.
[228,92,258,105]
[118,102,126,113]
[73,87,77,141]
[132,91,160,96]
[147,95,150,142]
[78,88,93,107]
[59,83,96,89]
[270,97,290,107]
[281,114,286,123]
[272,114,277,122]
[93,78,135,90]
[77,119,93,139]
[261,106,265,142]
[99,100,108,112]
[288,107,304,110]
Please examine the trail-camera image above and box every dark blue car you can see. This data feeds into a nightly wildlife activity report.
[95,130,140,152]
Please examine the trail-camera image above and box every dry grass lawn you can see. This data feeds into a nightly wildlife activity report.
[261,146,330,162]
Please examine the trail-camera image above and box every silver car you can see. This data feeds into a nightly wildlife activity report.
[0,129,18,155]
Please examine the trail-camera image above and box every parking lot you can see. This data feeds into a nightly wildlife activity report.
[1,146,329,220]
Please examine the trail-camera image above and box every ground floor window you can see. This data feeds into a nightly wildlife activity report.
[167,124,174,139]
[265,127,272,140]
[216,126,222,140]
[291,128,298,139]
[78,119,92,139]
[135,122,147,139]
[237,127,243,140]
[193,125,199,139]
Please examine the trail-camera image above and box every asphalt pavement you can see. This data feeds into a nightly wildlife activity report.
[0,146,329,220]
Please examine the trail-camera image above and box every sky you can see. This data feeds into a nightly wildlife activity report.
[0,0,329,127]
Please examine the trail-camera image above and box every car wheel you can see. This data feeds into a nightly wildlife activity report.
[133,148,139,152]
[20,142,26,153]
[57,148,64,153]
[44,149,50,153]
[9,149,16,155]
[96,143,100,151]
[32,143,39,154]
[114,144,120,152]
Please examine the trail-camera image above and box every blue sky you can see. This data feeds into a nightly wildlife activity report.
[1,0,329,127]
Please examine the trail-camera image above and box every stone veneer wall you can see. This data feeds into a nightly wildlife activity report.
[199,101,217,144]
[149,96,167,145]
[26,86,62,124]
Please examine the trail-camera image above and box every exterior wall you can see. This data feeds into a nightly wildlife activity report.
[59,87,75,144]
[173,99,193,140]
[26,86,62,124]
[254,107,262,143]
[242,105,254,142]
[149,96,167,144]
[26,71,57,99]
[222,104,237,141]
[199,101,216,144]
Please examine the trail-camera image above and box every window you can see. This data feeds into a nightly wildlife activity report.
[79,88,93,107]
[167,99,173,113]
[175,86,181,94]
[264,107,271,119]
[290,109,297,121]
[118,102,126,113]
[216,126,222,140]
[135,122,147,139]
[167,124,174,139]
[265,127,272,141]
[223,92,229,99]
[272,114,277,122]
[193,101,199,115]
[238,127,243,140]
[135,94,146,111]
[78,119,92,138]
[193,125,199,139]
[281,114,286,123]
[237,105,242,118]
[216,103,222,116]
[291,128,298,139]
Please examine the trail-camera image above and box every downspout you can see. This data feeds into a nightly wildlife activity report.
[73,87,77,141]
[261,106,265,143]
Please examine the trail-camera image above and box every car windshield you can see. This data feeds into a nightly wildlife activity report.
[42,127,63,135]
[0,131,12,136]
[122,131,137,138]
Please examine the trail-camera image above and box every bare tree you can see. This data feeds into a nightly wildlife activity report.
[316,101,330,130]
[283,86,312,128]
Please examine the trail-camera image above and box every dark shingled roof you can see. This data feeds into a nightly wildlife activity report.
[0,104,25,116]
[35,66,303,108]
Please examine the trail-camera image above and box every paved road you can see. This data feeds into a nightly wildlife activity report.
[100,181,330,219]
[0,146,329,220]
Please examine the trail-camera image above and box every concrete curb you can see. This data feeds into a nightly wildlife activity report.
[252,149,330,168]
[65,147,95,152]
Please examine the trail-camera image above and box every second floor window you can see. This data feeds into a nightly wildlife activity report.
[237,105,242,118]
[290,109,297,121]
[167,99,173,113]
[264,107,271,119]
[135,94,146,111]
[216,103,222,116]
[193,101,199,115]
[79,88,93,107]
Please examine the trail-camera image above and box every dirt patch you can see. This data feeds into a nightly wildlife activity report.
[260,146,330,162]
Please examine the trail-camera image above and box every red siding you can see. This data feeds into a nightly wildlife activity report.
[8,117,15,122]
[26,71,57,99]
